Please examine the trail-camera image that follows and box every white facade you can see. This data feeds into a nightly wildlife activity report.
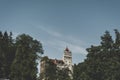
[40,47,73,80]
[63,47,72,71]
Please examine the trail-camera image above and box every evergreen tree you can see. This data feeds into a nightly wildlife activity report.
[0,31,15,79]
[73,29,120,80]
[0,31,3,78]
[114,29,120,48]
[101,31,113,49]
[10,34,43,80]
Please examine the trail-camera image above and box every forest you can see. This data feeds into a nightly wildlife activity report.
[0,29,120,80]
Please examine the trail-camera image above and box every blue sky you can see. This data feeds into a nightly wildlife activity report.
[0,0,120,65]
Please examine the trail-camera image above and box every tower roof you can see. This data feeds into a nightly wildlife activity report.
[65,47,69,52]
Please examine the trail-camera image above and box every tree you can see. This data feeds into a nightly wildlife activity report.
[40,56,71,80]
[40,56,57,80]
[56,68,71,80]
[0,31,15,79]
[101,31,113,49]
[73,29,120,80]
[0,31,4,78]
[10,34,43,80]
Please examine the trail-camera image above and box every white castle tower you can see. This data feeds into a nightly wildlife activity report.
[40,47,73,80]
[63,47,72,71]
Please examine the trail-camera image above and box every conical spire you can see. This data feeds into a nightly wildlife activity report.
[65,47,69,52]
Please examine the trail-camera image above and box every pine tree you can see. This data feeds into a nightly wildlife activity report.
[101,31,113,49]
[10,34,43,80]
[73,30,120,80]
[0,31,15,79]
[0,31,4,78]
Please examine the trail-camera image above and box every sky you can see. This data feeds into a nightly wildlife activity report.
[0,0,120,65]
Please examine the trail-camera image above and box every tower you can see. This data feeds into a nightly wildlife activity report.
[40,47,73,80]
[63,47,72,67]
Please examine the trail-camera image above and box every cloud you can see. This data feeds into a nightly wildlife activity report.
[68,44,87,54]
[44,38,87,55]
[36,26,62,37]
[36,26,87,54]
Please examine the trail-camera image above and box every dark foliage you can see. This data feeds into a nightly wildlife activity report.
[0,31,43,80]
[73,29,120,80]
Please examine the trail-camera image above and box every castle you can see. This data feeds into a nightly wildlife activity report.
[40,47,73,80]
